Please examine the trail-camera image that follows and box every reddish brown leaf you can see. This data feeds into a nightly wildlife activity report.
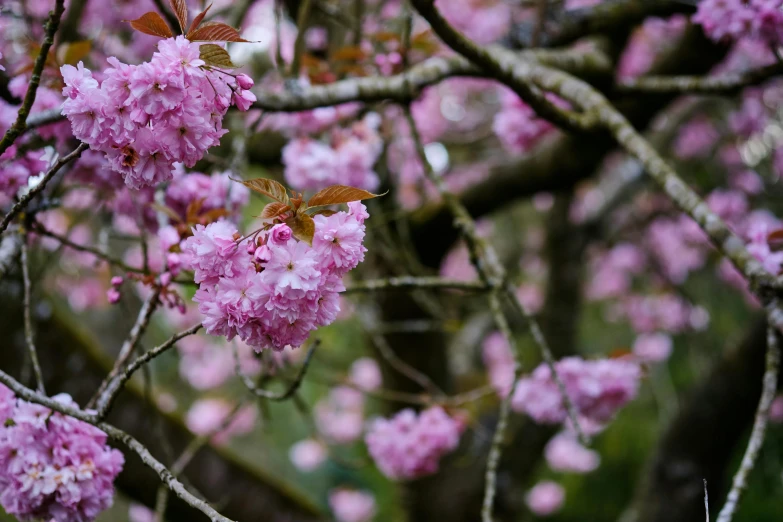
[127,12,174,38]
[285,213,316,246]
[199,44,237,68]
[188,3,212,35]
[151,203,183,224]
[373,31,400,42]
[260,202,291,219]
[331,46,366,62]
[310,209,338,217]
[307,185,385,208]
[608,348,632,359]
[170,0,189,33]
[768,229,783,251]
[233,177,290,205]
[187,21,248,42]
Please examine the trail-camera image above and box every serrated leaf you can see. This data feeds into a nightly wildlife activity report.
[285,213,316,245]
[307,185,385,208]
[187,21,248,42]
[261,202,291,219]
[233,177,290,205]
[188,3,212,34]
[199,44,237,68]
[170,0,189,33]
[127,12,174,38]
[60,41,91,66]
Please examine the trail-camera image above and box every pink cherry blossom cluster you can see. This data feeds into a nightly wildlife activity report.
[289,438,327,472]
[282,115,383,192]
[183,202,368,351]
[511,357,641,425]
[61,36,256,190]
[365,406,462,480]
[525,481,565,517]
[693,0,783,45]
[0,385,124,522]
[185,398,257,445]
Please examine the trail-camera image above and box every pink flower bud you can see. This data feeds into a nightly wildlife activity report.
[236,73,254,90]
[167,253,182,275]
[107,288,121,304]
[110,276,124,287]
[270,224,292,245]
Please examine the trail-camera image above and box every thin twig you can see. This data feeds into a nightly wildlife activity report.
[96,324,203,419]
[20,239,45,394]
[359,305,446,397]
[0,143,88,235]
[236,341,319,400]
[616,62,783,94]
[91,287,163,416]
[154,398,249,521]
[345,276,488,293]
[0,0,66,157]
[704,479,710,522]
[481,292,523,522]
[715,327,780,522]
[0,369,234,522]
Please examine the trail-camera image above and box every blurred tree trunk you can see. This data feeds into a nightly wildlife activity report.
[631,318,776,522]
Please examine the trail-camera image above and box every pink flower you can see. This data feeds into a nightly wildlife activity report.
[270,223,293,245]
[182,221,244,285]
[633,333,673,363]
[185,399,257,445]
[349,357,382,391]
[769,395,783,423]
[329,489,376,522]
[512,357,641,425]
[365,407,462,480]
[236,74,254,90]
[545,433,600,473]
[0,386,124,522]
[128,503,155,522]
[525,481,565,517]
[289,439,327,472]
[315,387,365,444]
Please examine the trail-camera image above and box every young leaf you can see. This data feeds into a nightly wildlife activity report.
[307,185,385,208]
[199,44,237,68]
[187,21,249,42]
[127,12,174,38]
[233,177,291,205]
[188,3,212,35]
[260,202,291,219]
[170,0,189,33]
[310,209,338,217]
[285,213,316,246]
[60,41,91,66]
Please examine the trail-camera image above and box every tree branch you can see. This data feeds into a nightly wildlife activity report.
[20,238,45,394]
[715,327,780,522]
[0,0,66,157]
[0,143,88,235]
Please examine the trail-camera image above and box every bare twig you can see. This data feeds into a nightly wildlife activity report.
[705,479,710,522]
[715,327,780,522]
[481,292,522,522]
[91,287,163,416]
[236,340,319,400]
[0,0,66,157]
[96,324,203,419]
[0,368,235,522]
[20,239,45,394]
[617,62,783,94]
[154,398,249,521]
[346,276,488,293]
[0,143,88,235]
[359,305,446,397]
